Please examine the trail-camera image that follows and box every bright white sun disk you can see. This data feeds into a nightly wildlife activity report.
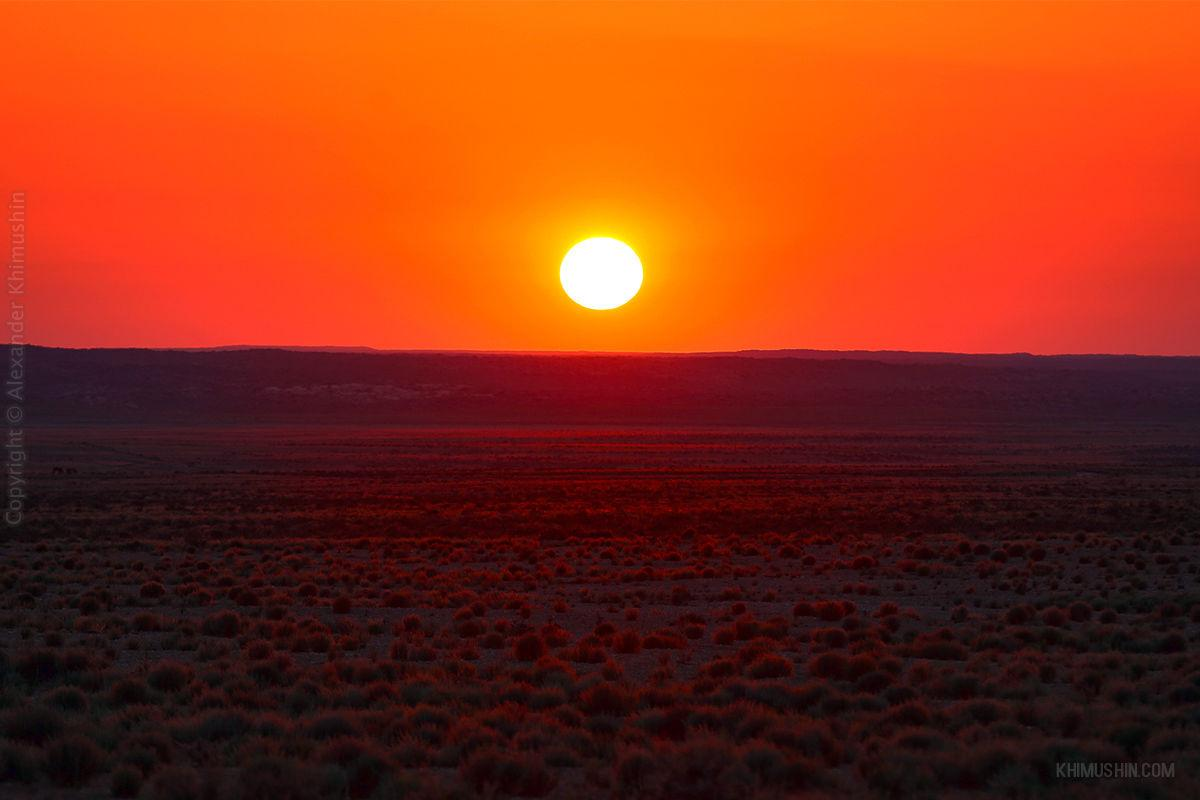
[560,237,643,310]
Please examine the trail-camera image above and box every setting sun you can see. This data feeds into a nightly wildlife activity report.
[559,237,643,311]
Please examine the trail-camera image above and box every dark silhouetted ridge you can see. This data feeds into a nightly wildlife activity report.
[20,346,1200,425]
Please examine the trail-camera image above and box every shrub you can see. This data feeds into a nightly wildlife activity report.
[580,682,634,716]
[141,765,204,800]
[1040,607,1067,627]
[540,623,571,647]
[308,712,361,740]
[747,654,794,679]
[456,618,486,638]
[635,707,690,742]
[955,743,1023,790]
[0,706,63,745]
[563,643,606,663]
[613,630,642,654]
[195,710,253,742]
[118,730,175,776]
[886,701,932,727]
[614,748,659,797]
[461,748,556,797]
[201,611,241,638]
[513,633,545,662]
[111,764,142,798]
[110,678,152,706]
[855,670,893,693]
[148,661,193,693]
[233,756,320,800]
[808,653,847,680]
[958,699,1005,725]
[133,612,164,632]
[816,601,851,621]
[13,649,61,685]
[43,685,88,713]
[317,739,392,799]
[734,618,760,641]
[0,742,38,784]
[643,630,686,649]
[1005,606,1033,625]
[43,734,104,787]
[704,658,739,679]
[812,627,848,648]
[862,750,939,796]
[661,736,757,797]
[1158,633,1186,654]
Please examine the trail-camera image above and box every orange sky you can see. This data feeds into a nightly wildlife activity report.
[4,1,1199,353]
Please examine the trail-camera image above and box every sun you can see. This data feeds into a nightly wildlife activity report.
[560,237,643,310]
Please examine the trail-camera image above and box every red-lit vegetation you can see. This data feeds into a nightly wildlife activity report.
[6,425,1198,796]
[2,525,1197,798]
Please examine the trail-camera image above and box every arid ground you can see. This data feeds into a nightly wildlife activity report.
[3,421,1198,798]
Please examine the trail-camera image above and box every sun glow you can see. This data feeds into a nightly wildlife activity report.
[559,237,643,311]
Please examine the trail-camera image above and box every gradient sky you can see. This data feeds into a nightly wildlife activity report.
[4,1,1199,353]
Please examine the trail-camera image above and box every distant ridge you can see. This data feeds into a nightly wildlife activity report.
[19,345,1200,426]
[140,344,1198,363]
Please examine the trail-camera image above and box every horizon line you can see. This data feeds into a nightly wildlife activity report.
[15,343,1200,359]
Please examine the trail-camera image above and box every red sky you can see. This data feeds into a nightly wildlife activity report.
[4,1,1199,354]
